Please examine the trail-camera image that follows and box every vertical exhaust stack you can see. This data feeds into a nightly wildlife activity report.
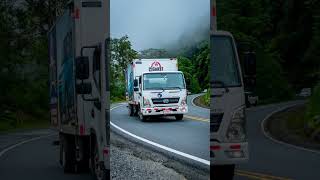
[211,0,217,31]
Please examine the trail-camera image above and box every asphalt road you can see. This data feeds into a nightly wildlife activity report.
[1,99,320,180]
[0,133,93,180]
[110,94,210,163]
[235,101,320,180]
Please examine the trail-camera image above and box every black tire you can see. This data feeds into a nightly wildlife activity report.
[78,139,90,172]
[211,165,235,180]
[175,114,184,120]
[128,104,134,116]
[133,106,138,116]
[139,112,147,122]
[91,139,108,180]
[61,135,76,173]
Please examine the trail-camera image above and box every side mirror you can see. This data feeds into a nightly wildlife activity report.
[134,87,139,92]
[76,82,92,94]
[134,79,138,87]
[76,56,89,80]
[243,52,256,76]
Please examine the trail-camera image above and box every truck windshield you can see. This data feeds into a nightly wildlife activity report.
[211,35,241,87]
[143,73,185,90]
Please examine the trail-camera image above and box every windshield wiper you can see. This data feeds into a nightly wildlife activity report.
[146,87,165,92]
[166,87,182,91]
[211,81,230,93]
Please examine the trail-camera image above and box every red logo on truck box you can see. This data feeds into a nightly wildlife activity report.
[149,61,163,72]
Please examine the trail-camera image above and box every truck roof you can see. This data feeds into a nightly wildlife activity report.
[142,71,183,74]
[133,58,177,61]
[210,30,233,36]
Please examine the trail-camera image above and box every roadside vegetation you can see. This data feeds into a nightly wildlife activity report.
[267,84,320,147]
[110,36,138,103]
[0,1,69,132]
[305,84,320,140]
[219,0,320,104]
[198,90,210,108]
[220,0,319,140]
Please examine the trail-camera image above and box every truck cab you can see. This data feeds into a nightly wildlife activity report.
[126,59,188,121]
[137,71,188,120]
[210,31,256,178]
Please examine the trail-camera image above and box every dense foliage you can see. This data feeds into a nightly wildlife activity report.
[0,0,68,130]
[218,0,320,102]
[110,36,138,102]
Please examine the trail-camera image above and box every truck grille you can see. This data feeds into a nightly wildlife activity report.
[152,98,180,104]
[211,113,223,132]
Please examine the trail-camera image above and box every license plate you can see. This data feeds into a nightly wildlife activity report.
[164,109,171,113]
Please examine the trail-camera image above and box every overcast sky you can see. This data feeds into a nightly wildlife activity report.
[111,0,209,51]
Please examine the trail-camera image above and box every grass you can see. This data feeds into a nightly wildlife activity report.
[0,112,49,133]
[195,91,210,108]
[111,96,126,104]
[284,105,307,135]
[283,104,319,138]
[200,90,210,107]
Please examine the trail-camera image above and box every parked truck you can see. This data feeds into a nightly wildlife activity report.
[126,58,188,121]
[210,0,256,179]
[48,0,110,179]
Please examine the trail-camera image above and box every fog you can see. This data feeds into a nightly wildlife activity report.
[111,0,209,51]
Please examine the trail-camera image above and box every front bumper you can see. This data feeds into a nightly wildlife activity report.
[210,142,248,165]
[141,106,188,116]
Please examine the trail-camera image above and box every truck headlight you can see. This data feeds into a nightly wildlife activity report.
[181,96,187,106]
[226,107,246,142]
[143,97,151,107]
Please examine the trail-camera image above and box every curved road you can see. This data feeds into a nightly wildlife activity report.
[236,101,320,180]
[110,94,210,164]
[1,98,320,179]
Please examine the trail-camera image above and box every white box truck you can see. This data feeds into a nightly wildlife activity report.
[210,0,256,179]
[126,59,188,121]
[48,0,110,179]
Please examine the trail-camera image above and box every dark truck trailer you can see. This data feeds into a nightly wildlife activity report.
[48,0,110,179]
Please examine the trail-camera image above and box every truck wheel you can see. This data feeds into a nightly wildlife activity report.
[78,139,90,172]
[61,135,76,173]
[92,142,108,180]
[175,114,184,120]
[133,106,139,116]
[128,104,134,116]
[139,113,147,121]
[211,164,235,180]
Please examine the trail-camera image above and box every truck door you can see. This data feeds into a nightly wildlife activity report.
[211,33,246,143]
[91,47,102,123]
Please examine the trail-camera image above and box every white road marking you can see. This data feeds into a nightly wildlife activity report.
[260,102,320,154]
[0,134,55,158]
[190,94,209,110]
[110,104,210,166]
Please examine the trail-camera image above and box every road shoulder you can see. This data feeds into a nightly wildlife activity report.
[262,102,320,154]
[190,94,209,110]
[110,130,209,180]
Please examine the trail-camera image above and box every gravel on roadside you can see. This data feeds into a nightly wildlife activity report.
[110,131,209,180]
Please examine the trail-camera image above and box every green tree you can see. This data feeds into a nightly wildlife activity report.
[190,75,201,94]
[110,35,138,101]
